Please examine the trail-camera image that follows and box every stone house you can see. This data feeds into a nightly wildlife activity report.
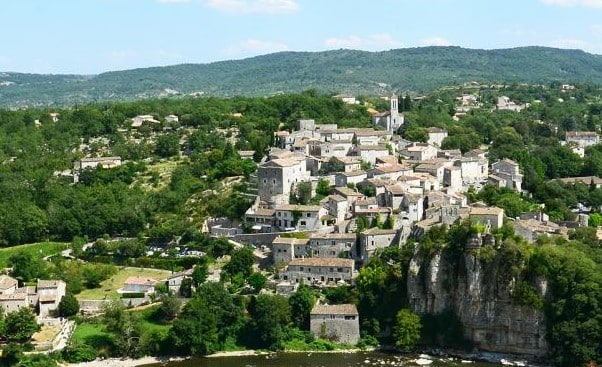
[351,145,391,165]
[427,127,448,147]
[37,280,67,318]
[166,268,194,294]
[400,143,438,161]
[0,292,29,314]
[513,219,564,243]
[326,195,349,224]
[332,156,362,172]
[258,157,310,207]
[455,158,488,183]
[491,159,522,191]
[274,204,329,231]
[122,276,159,293]
[415,162,447,183]
[402,193,425,223]
[281,258,356,285]
[384,184,407,209]
[371,163,413,181]
[0,275,18,295]
[310,304,360,345]
[444,166,463,189]
[335,171,367,188]
[244,207,276,229]
[358,228,399,264]
[274,131,294,150]
[308,140,352,158]
[470,206,504,230]
[272,236,310,266]
[565,131,599,148]
[308,232,356,259]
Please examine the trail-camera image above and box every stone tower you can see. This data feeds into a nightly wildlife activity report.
[389,93,403,133]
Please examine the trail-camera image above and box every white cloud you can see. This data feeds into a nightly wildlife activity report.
[157,0,190,3]
[324,33,403,51]
[540,0,602,8]
[222,39,289,56]
[203,0,299,14]
[420,37,452,46]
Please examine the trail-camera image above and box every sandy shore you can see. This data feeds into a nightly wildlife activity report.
[60,356,186,367]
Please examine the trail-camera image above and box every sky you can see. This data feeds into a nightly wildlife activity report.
[1,0,602,75]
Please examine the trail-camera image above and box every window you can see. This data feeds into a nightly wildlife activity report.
[300,220,306,226]
[307,213,311,217]
[337,268,343,272]
[331,241,335,246]
[345,316,356,320]
[300,267,304,271]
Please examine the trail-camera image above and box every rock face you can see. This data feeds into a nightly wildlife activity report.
[407,234,547,357]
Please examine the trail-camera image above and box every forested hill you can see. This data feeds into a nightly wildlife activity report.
[1,46,602,108]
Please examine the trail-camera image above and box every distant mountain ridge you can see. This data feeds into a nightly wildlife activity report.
[1,46,602,108]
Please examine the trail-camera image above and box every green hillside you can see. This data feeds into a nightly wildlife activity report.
[1,46,601,107]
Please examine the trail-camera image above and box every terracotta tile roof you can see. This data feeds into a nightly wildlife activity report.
[124,276,159,286]
[272,236,310,246]
[0,275,17,290]
[37,280,63,289]
[288,258,354,268]
[275,204,323,212]
[311,303,358,315]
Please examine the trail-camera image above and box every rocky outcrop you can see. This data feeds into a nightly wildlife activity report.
[407,234,547,357]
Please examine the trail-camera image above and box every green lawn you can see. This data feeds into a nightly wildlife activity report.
[0,242,68,268]
[76,267,172,300]
[133,304,172,335]
[71,322,112,348]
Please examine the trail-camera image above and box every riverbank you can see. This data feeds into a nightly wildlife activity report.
[60,356,187,367]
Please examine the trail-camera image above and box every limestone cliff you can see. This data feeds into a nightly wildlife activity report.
[406,233,547,357]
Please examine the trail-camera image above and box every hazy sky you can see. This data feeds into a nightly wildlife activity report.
[1,0,601,74]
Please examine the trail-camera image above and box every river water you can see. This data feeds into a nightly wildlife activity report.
[143,351,506,367]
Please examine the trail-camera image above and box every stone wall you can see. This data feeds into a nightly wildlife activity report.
[310,315,360,345]
[407,240,547,357]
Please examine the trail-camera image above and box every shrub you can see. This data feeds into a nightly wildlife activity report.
[62,344,98,363]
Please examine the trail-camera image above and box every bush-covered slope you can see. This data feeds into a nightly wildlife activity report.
[1,46,601,107]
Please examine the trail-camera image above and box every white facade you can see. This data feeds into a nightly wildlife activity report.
[258,158,310,207]
[274,204,329,231]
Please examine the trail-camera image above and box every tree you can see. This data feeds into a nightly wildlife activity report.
[315,178,330,197]
[3,307,40,343]
[58,293,80,317]
[191,261,209,288]
[247,294,291,350]
[223,246,254,279]
[8,251,46,283]
[154,133,180,158]
[159,293,182,321]
[169,297,218,356]
[393,308,422,351]
[248,272,267,293]
[292,181,312,205]
[383,215,395,229]
[289,285,316,330]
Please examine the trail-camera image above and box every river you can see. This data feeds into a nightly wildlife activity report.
[142,351,510,367]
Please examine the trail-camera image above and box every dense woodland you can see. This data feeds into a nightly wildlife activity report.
[1,46,602,107]
[0,84,601,366]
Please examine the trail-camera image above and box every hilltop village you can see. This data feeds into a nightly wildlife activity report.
[0,84,601,367]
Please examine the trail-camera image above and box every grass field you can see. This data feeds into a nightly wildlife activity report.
[70,322,112,349]
[76,267,172,300]
[0,242,68,268]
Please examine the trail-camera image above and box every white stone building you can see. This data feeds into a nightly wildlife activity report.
[281,258,356,285]
[258,157,310,207]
